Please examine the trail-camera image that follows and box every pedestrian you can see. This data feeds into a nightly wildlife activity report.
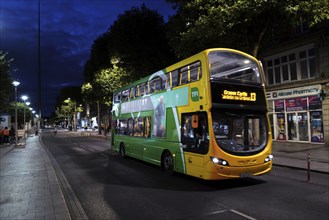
[9,125,15,144]
[3,126,10,144]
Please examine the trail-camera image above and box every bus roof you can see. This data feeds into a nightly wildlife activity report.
[113,48,256,94]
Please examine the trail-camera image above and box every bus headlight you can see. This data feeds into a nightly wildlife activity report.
[210,156,229,166]
[264,155,274,163]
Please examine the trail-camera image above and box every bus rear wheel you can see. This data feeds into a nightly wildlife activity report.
[119,143,126,158]
[162,151,174,175]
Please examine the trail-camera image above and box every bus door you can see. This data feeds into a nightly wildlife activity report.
[181,112,209,178]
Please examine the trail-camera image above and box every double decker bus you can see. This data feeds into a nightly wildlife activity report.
[111,48,273,180]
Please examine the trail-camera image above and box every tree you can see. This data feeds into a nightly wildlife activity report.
[83,32,112,83]
[53,86,82,125]
[0,51,14,113]
[82,4,177,121]
[8,102,31,129]
[166,0,329,58]
[108,4,176,81]
[81,62,128,117]
[55,98,83,130]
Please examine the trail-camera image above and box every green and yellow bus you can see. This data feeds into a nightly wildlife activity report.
[111,48,273,180]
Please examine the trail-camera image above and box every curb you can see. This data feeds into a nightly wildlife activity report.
[38,135,89,220]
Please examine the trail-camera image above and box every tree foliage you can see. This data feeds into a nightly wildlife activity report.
[82,4,176,109]
[82,64,129,106]
[55,98,83,122]
[7,102,32,128]
[83,33,112,83]
[166,0,329,58]
[107,4,176,81]
[0,51,14,113]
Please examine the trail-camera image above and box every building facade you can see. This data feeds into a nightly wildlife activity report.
[259,26,329,146]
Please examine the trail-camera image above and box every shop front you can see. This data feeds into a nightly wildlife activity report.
[267,84,324,144]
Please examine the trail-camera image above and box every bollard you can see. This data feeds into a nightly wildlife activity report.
[307,153,311,183]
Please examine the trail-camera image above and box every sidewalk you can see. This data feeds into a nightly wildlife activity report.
[0,134,87,220]
[1,133,328,220]
[272,141,329,173]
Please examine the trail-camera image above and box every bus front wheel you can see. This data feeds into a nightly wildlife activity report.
[162,151,174,175]
[119,143,126,158]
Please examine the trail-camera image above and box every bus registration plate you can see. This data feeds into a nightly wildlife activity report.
[240,172,253,178]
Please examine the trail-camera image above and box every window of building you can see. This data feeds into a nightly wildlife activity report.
[265,45,316,85]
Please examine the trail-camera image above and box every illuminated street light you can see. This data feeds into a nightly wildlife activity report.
[12,80,20,147]
[21,95,28,131]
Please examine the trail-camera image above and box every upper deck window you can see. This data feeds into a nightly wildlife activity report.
[209,51,261,84]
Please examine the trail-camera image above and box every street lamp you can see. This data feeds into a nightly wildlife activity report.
[12,80,20,147]
[26,102,31,130]
[21,95,28,131]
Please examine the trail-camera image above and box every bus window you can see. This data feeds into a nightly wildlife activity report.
[135,85,140,97]
[171,70,179,87]
[181,112,209,154]
[190,61,202,81]
[130,87,136,99]
[209,51,262,84]
[162,75,170,90]
[165,72,171,89]
[118,119,128,135]
[180,67,189,85]
[134,117,144,137]
[114,93,121,103]
[150,77,162,93]
[121,89,129,102]
[139,83,146,96]
[144,117,151,138]
[127,118,134,136]
[212,110,267,155]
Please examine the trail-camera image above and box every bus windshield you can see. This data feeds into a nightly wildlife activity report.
[212,110,267,155]
[209,51,262,84]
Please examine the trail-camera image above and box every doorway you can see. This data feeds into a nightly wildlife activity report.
[287,112,309,142]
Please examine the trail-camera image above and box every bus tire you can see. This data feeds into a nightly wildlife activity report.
[162,151,174,175]
[119,143,126,159]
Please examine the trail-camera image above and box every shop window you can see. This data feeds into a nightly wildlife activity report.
[310,111,324,143]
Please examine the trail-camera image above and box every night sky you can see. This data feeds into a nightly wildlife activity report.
[0,0,175,116]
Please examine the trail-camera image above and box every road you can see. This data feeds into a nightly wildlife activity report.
[41,129,329,220]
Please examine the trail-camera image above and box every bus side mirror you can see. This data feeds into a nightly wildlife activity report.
[192,114,199,129]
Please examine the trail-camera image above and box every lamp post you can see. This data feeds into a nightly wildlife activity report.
[21,95,28,131]
[32,110,36,127]
[26,102,30,130]
[12,81,20,147]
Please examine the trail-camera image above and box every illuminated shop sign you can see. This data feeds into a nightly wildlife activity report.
[267,85,321,99]
[222,90,256,101]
